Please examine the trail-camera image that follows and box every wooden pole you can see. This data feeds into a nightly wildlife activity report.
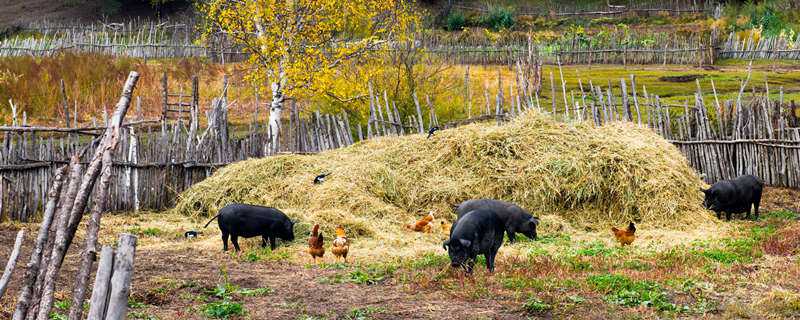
[0,230,24,299]
[86,246,114,320]
[104,233,137,320]
[36,71,139,320]
[69,146,116,320]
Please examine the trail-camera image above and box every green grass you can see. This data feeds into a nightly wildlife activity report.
[523,296,553,313]
[345,307,385,320]
[410,253,450,269]
[237,287,273,297]
[240,247,291,263]
[318,263,397,285]
[586,274,679,312]
[202,300,244,319]
[126,226,163,237]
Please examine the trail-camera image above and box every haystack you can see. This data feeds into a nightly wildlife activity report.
[176,111,710,254]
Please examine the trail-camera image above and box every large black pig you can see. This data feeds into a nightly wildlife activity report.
[454,199,539,243]
[443,209,505,273]
[702,175,763,221]
[204,203,296,251]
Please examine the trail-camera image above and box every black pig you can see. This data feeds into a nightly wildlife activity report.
[702,175,763,221]
[454,199,539,243]
[443,209,505,273]
[204,203,296,251]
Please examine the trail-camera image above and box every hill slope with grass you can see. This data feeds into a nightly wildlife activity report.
[176,112,710,249]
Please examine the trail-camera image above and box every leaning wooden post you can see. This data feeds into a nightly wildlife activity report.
[35,71,139,320]
[0,230,24,299]
[104,234,138,320]
[12,165,69,320]
[86,246,114,320]
[69,147,117,320]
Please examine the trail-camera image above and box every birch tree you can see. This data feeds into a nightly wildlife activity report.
[200,0,417,152]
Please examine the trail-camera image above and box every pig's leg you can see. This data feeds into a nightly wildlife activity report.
[222,232,229,251]
[261,236,268,248]
[231,235,241,252]
[507,231,516,244]
[269,236,277,250]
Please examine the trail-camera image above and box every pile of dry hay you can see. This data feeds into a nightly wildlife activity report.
[176,111,712,247]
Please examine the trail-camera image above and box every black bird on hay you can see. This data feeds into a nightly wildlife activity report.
[314,172,331,184]
[427,126,440,139]
[184,230,199,238]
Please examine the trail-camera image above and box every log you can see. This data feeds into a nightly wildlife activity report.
[36,71,139,320]
[69,148,116,320]
[21,161,81,320]
[104,234,137,320]
[0,230,24,299]
[86,246,114,320]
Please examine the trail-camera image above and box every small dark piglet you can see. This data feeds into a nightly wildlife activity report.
[443,209,505,273]
[184,230,199,238]
[454,199,539,243]
[204,203,296,251]
[702,175,763,221]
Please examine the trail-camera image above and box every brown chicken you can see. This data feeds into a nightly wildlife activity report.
[405,211,434,233]
[439,220,452,234]
[611,222,636,246]
[308,224,325,262]
[331,225,350,263]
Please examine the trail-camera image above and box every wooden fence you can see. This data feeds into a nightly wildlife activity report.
[1,64,799,223]
[450,0,717,17]
[1,16,723,65]
[719,32,800,60]
[416,32,715,65]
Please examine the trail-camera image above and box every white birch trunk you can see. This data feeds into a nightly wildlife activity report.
[267,80,284,154]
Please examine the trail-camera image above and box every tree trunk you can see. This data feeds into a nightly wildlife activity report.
[267,81,284,154]
[12,165,67,320]
[69,148,115,320]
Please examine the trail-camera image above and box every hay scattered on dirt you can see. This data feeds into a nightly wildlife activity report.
[176,111,711,250]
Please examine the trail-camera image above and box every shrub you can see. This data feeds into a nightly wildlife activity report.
[445,11,466,31]
[480,6,515,31]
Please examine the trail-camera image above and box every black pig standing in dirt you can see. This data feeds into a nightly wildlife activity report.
[204,203,296,251]
[443,209,505,273]
[702,175,763,221]
[454,199,539,243]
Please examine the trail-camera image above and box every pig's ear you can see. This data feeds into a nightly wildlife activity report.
[442,240,449,251]
[530,217,540,226]
[459,239,472,248]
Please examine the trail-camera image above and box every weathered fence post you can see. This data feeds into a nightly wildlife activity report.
[86,246,114,320]
[104,233,138,320]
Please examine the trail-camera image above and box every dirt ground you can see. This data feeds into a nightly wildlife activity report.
[0,187,799,319]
